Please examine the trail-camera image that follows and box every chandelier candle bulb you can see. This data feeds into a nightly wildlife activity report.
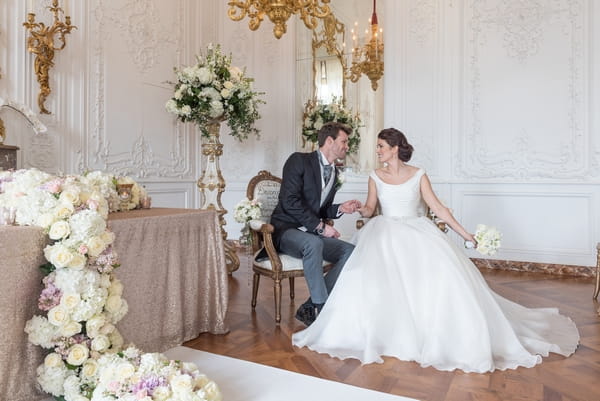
[28,0,33,13]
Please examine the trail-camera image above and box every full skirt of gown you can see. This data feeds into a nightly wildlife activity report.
[291,215,580,373]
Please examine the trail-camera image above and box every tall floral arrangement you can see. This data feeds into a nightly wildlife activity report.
[302,97,361,154]
[166,43,265,140]
[0,169,221,401]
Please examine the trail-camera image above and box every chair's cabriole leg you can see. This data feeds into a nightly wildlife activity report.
[289,277,295,299]
[251,273,260,308]
[274,279,282,324]
[594,243,600,300]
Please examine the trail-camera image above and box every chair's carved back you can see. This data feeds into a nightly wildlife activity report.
[246,170,282,222]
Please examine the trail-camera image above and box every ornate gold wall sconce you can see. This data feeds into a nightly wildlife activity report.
[23,0,76,114]
[228,0,332,39]
[346,0,383,91]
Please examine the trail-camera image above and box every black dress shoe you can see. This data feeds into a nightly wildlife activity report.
[295,301,324,326]
[295,303,317,326]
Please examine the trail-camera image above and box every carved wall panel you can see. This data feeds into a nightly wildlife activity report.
[456,0,594,180]
[86,0,194,179]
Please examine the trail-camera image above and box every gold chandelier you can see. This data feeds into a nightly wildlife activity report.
[227,0,331,39]
[347,0,383,90]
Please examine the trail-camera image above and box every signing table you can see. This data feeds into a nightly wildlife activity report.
[0,208,229,401]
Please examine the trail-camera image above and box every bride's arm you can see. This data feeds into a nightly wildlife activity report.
[358,177,378,217]
[420,174,476,243]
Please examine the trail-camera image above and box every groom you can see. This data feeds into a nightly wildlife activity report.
[270,121,361,326]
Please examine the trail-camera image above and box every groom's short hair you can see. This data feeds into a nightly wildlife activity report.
[317,122,352,147]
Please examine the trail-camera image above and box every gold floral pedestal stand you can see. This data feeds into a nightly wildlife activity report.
[198,120,240,274]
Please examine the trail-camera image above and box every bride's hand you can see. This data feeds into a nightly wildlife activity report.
[464,233,477,248]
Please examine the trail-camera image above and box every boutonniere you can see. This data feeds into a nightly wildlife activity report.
[334,168,345,190]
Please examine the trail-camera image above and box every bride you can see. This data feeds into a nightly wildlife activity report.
[292,128,580,373]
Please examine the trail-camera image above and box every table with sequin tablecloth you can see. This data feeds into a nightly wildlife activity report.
[0,208,228,401]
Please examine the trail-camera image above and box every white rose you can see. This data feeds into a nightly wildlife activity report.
[171,374,193,394]
[181,105,192,116]
[152,387,171,401]
[105,294,123,314]
[45,244,74,269]
[66,343,89,366]
[203,381,223,401]
[54,202,75,219]
[109,330,124,350]
[60,293,81,310]
[59,188,81,206]
[116,362,135,380]
[48,305,70,326]
[59,321,82,337]
[86,236,106,257]
[44,353,63,368]
[100,230,115,245]
[228,66,242,81]
[67,253,87,270]
[91,334,110,352]
[99,323,115,335]
[220,88,231,99]
[108,279,123,296]
[223,81,234,89]
[86,315,106,337]
[81,359,98,380]
[36,213,56,229]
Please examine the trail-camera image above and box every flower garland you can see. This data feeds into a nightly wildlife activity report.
[166,43,265,140]
[302,98,361,155]
[0,169,221,401]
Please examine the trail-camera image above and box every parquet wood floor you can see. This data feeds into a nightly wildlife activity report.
[184,249,600,401]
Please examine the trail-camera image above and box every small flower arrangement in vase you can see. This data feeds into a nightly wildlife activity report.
[166,43,265,140]
[233,197,262,245]
[302,97,361,154]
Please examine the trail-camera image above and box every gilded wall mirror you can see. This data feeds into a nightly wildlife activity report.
[311,13,347,104]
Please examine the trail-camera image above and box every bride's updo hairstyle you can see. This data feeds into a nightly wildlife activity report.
[378,128,414,162]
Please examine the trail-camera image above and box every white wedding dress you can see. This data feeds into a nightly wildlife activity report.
[292,169,579,373]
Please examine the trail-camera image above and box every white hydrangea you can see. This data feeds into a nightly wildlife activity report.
[24,315,58,348]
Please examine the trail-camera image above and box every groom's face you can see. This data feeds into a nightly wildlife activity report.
[330,130,349,160]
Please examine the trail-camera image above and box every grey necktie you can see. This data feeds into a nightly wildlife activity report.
[322,162,333,184]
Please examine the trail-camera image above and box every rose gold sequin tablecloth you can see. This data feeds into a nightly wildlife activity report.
[0,225,48,401]
[108,208,229,351]
[0,208,228,401]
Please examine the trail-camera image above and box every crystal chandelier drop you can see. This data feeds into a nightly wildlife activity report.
[227,0,332,39]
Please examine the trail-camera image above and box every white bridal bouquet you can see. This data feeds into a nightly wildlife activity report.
[466,224,502,256]
[166,43,265,140]
[233,197,262,245]
[0,168,221,401]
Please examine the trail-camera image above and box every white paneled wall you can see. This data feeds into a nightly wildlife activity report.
[1,0,598,266]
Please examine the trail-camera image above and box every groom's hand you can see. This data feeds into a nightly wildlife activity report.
[322,224,340,238]
[339,199,362,214]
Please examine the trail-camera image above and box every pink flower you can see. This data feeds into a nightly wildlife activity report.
[43,179,63,194]
[78,244,89,254]
[108,381,121,392]
[87,199,99,210]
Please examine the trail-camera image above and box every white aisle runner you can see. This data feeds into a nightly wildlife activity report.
[165,346,419,401]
